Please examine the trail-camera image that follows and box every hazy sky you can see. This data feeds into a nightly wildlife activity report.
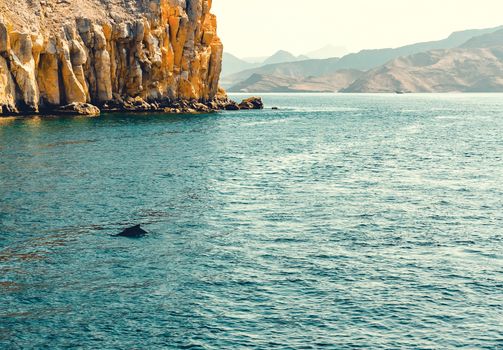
[212,0,503,58]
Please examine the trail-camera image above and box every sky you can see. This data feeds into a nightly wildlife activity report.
[212,0,503,58]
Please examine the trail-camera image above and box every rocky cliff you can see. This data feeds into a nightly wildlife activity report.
[0,0,229,115]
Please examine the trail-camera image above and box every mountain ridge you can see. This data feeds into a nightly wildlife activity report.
[343,29,503,93]
[222,50,310,78]
[226,25,503,93]
[230,70,363,93]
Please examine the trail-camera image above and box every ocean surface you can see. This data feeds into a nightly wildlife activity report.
[0,93,502,349]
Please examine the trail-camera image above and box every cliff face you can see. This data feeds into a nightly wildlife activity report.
[0,0,224,114]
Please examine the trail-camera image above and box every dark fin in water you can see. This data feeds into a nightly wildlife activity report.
[115,224,148,238]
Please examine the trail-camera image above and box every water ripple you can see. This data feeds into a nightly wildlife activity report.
[0,94,502,348]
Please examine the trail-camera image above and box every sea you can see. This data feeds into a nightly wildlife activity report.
[0,93,502,349]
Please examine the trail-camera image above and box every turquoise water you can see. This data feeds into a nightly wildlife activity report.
[0,93,502,349]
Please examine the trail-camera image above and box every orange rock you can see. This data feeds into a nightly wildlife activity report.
[0,0,225,114]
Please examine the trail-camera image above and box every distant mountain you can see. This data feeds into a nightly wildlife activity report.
[229,70,363,93]
[306,45,348,59]
[222,50,310,81]
[229,74,310,93]
[343,30,503,93]
[223,26,503,89]
[221,58,341,88]
[262,50,301,65]
[221,53,261,78]
[460,28,503,49]
[332,26,503,71]
[242,56,268,64]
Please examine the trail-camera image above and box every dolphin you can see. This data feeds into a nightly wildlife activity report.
[114,225,148,238]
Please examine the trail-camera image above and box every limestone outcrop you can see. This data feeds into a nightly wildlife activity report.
[56,102,101,116]
[0,0,229,115]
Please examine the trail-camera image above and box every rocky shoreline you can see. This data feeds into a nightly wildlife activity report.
[0,95,264,117]
[99,94,264,114]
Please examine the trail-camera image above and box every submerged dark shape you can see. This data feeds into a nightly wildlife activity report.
[115,225,148,238]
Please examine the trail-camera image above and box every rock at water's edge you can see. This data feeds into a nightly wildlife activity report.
[224,102,240,110]
[56,103,100,116]
[238,97,264,110]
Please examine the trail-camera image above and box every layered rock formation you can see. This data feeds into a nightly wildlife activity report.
[0,0,233,115]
